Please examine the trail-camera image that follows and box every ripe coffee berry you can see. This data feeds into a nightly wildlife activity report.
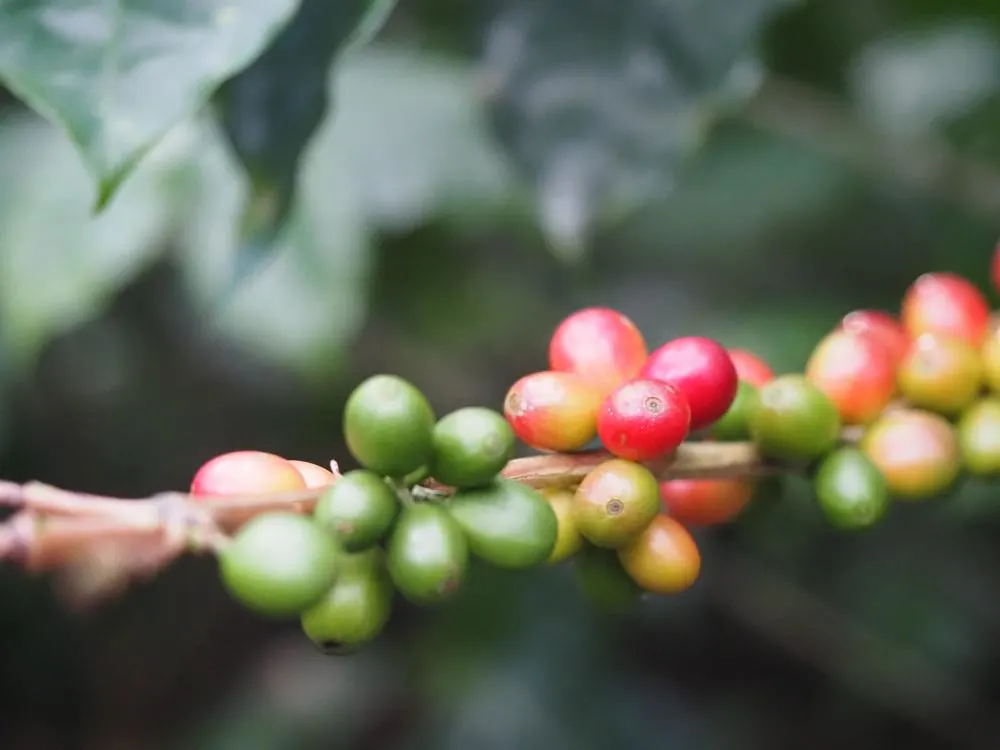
[617,515,701,595]
[548,307,648,396]
[805,329,896,425]
[596,378,690,461]
[839,310,909,367]
[640,336,738,431]
[897,334,983,416]
[727,348,775,388]
[860,408,960,500]
[504,370,602,452]
[191,451,306,497]
[901,272,990,346]
[290,460,337,488]
[660,478,755,526]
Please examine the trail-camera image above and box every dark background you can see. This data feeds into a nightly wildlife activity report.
[3,0,1000,748]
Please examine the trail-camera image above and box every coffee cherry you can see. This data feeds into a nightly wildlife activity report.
[503,371,602,452]
[290,460,337,489]
[314,470,398,552]
[447,479,558,568]
[617,515,701,595]
[572,459,660,548]
[659,478,755,526]
[430,407,514,488]
[957,397,1000,477]
[573,545,643,613]
[840,310,909,367]
[640,336,739,430]
[897,334,983,416]
[548,307,648,396]
[901,271,990,347]
[727,348,775,388]
[218,513,339,617]
[805,330,896,425]
[812,447,890,530]
[191,451,306,497]
[709,380,759,440]
[300,551,393,655]
[343,374,436,478]
[980,326,1000,393]
[387,503,468,604]
[540,488,584,564]
[860,409,960,500]
[751,375,842,461]
[596,378,690,461]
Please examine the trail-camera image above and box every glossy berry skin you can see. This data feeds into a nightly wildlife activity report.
[387,504,469,604]
[640,336,739,431]
[314,470,398,552]
[541,488,584,564]
[805,330,897,425]
[343,374,436,478]
[596,378,690,461]
[957,398,1000,477]
[218,513,339,617]
[897,334,983,416]
[860,409,960,501]
[548,307,648,397]
[980,327,1000,393]
[750,375,842,461]
[504,371,602,452]
[812,447,890,530]
[574,546,643,613]
[430,407,515,488]
[727,349,775,388]
[710,381,759,441]
[572,459,661,548]
[840,310,910,367]
[901,272,990,347]
[290,460,337,489]
[617,515,701,595]
[191,451,307,498]
[659,478,755,526]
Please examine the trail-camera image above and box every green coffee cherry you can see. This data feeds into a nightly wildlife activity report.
[387,503,469,604]
[573,545,642,614]
[710,380,759,441]
[957,397,1000,477]
[751,374,841,461]
[314,470,398,551]
[430,407,515,488]
[813,447,890,530]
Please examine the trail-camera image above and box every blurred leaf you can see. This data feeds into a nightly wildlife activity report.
[482,0,797,255]
[848,22,1000,137]
[216,0,397,285]
[0,0,300,209]
[0,112,178,364]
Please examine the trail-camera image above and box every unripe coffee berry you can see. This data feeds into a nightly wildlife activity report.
[860,409,960,500]
[750,375,841,461]
[896,333,983,416]
[549,307,648,396]
[572,459,661,548]
[727,348,775,388]
[812,447,890,530]
[640,336,738,430]
[573,546,643,613]
[805,330,896,425]
[617,515,701,595]
[504,370,602,452]
[596,378,690,462]
[957,398,1000,477]
[541,488,584,564]
[901,271,990,347]
[660,478,755,526]
[430,407,514,488]
[709,380,759,441]
[191,451,307,497]
[980,326,1000,393]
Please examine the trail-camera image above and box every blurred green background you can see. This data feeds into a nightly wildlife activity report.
[3,0,1000,748]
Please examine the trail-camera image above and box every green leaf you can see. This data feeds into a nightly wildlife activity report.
[0,112,180,364]
[215,0,397,286]
[482,0,797,254]
[0,0,302,210]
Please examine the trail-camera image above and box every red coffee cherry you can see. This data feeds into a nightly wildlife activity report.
[901,272,990,347]
[640,336,738,430]
[504,371,602,452]
[805,329,897,425]
[840,309,910,367]
[191,450,307,498]
[548,307,648,396]
[660,478,755,526]
[727,348,775,388]
[596,378,691,461]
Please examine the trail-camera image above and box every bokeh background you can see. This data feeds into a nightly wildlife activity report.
[3,0,1000,748]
